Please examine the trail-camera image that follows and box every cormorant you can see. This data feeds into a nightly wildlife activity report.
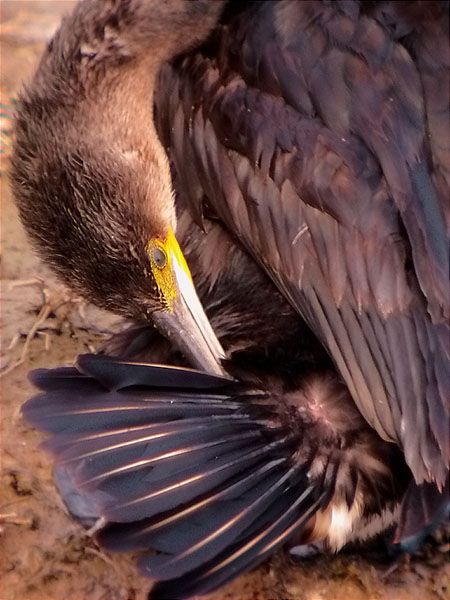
[11,0,449,598]
[22,204,412,599]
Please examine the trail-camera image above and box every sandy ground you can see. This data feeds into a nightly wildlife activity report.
[1,2,448,600]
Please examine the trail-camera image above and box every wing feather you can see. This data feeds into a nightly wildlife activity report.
[155,1,449,485]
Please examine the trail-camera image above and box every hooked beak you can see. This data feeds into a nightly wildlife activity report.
[152,239,226,377]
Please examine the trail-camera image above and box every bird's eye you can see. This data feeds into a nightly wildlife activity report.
[152,246,167,269]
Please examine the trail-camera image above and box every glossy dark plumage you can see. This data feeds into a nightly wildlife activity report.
[155,0,449,485]
[11,0,450,599]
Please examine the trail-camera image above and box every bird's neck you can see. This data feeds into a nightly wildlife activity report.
[30,0,224,151]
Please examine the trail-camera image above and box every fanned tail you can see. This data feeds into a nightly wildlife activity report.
[23,354,335,598]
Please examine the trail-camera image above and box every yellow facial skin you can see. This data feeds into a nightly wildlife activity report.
[147,227,192,311]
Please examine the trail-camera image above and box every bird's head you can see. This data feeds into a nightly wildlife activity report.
[11,111,225,375]
[10,0,226,375]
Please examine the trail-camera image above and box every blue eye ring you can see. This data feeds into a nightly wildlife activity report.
[152,246,167,269]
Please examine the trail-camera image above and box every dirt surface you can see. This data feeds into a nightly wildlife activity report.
[1,2,448,600]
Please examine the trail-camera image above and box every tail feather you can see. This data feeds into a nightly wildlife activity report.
[147,474,326,599]
[23,355,348,598]
[133,462,302,579]
[77,353,235,391]
[96,437,292,523]
[30,366,91,390]
[23,384,252,436]
[99,460,286,553]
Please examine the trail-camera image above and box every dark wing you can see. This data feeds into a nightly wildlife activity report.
[24,355,331,599]
[156,0,449,486]
[395,479,450,550]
